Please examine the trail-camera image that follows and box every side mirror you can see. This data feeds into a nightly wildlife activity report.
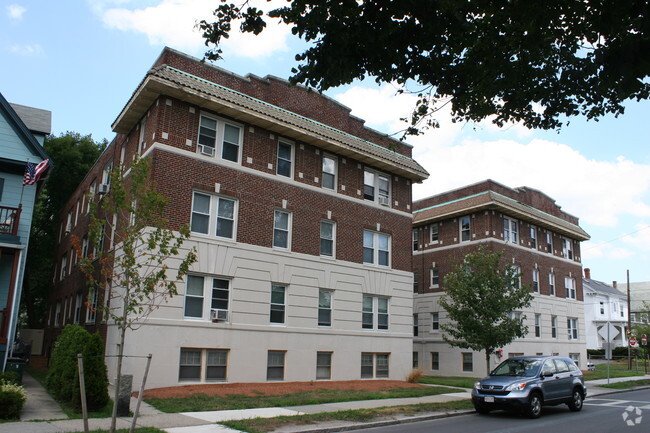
[542,371,554,378]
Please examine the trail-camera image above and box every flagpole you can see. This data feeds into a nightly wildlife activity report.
[19,160,29,205]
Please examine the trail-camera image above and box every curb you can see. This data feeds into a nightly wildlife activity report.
[586,385,650,398]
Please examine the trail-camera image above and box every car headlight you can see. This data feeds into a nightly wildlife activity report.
[474,381,482,390]
[505,382,527,391]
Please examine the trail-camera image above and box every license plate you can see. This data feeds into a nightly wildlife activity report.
[484,396,494,403]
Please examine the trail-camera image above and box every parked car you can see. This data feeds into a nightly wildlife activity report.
[471,355,586,418]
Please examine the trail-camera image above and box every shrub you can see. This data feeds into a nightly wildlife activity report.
[406,368,424,383]
[46,325,109,411]
[613,346,630,357]
[0,371,21,385]
[0,381,27,419]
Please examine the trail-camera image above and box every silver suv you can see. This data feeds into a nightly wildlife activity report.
[471,355,586,418]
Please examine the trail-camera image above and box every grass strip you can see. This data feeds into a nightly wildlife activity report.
[418,376,479,389]
[221,400,473,433]
[583,361,645,381]
[145,386,462,413]
[598,379,650,389]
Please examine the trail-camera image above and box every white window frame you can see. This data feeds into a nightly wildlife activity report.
[183,275,231,320]
[462,352,473,372]
[190,192,238,240]
[361,353,389,378]
[363,168,391,206]
[270,284,286,324]
[459,216,471,242]
[503,217,518,244]
[322,154,337,190]
[277,139,294,178]
[267,350,285,380]
[316,352,332,380]
[412,229,419,251]
[74,293,82,324]
[431,352,440,370]
[549,273,556,296]
[562,237,574,259]
[86,288,98,322]
[565,277,577,299]
[60,254,67,281]
[363,230,391,267]
[431,312,440,331]
[530,226,537,249]
[430,223,439,243]
[532,269,539,293]
[567,317,579,340]
[534,313,541,338]
[197,114,243,163]
[551,315,558,338]
[546,232,553,253]
[362,295,389,330]
[318,289,332,327]
[413,313,419,337]
[273,210,292,250]
[320,220,335,257]
[430,267,439,288]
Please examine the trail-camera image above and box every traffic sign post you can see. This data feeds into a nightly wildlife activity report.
[642,334,647,346]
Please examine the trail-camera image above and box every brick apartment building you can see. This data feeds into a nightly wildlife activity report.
[44,47,428,388]
[412,180,590,376]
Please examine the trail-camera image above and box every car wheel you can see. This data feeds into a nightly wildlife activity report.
[568,388,583,412]
[474,404,490,415]
[526,392,543,418]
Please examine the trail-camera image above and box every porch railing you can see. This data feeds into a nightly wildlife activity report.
[0,205,21,236]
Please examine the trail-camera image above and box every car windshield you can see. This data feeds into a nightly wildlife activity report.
[490,359,542,377]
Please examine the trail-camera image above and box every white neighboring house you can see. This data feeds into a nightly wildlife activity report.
[583,269,628,350]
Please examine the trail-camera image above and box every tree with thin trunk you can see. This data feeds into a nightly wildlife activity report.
[439,245,533,374]
[76,157,196,433]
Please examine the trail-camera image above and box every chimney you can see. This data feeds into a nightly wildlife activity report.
[584,268,591,279]
[612,281,617,289]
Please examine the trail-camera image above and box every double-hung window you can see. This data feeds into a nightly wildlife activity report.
[363,230,390,267]
[198,115,217,156]
[431,312,440,331]
[270,285,286,324]
[74,294,82,324]
[362,295,388,330]
[179,349,202,381]
[190,192,237,239]
[430,267,439,287]
[320,221,335,257]
[430,223,439,243]
[222,124,241,162]
[567,318,578,340]
[549,273,556,296]
[534,314,541,337]
[198,115,242,163]
[503,217,518,243]
[546,232,553,253]
[277,140,293,177]
[413,314,419,336]
[322,154,337,190]
[363,169,390,206]
[361,353,389,378]
[530,226,537,249]
[184,275,230,320]
[565,277,576,299]
[316,352,332,380]
[184,275,205,318]
[460,216,471,241]
[532,269,539,292]
[273,210,291,249]
[180,348,228,382]
[412,229,419,251]
[318,289,332,326]
[551,315,558,338]
[562,238,574,259]
[267,351,285,380]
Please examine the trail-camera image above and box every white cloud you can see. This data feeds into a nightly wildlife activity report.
[97,0,291,58]
[6,4,26,20]
[621,223,650,251]
[10,44,43,56]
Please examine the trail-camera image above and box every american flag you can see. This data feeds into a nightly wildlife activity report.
[23,159,50,185]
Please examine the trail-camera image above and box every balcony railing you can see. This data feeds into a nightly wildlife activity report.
[0,205,21,236]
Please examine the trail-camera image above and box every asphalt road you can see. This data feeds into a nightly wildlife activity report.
[347,389,650,433]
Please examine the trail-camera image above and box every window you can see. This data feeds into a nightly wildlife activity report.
[532,269,539,292]
[101,162,112,188]
[462,352,473,372]
[430,267,439,287]
[66,210,73,232]
[87,288,98,322]
[431,352,439,370]
[460,216,471,242]
[534,314,541,338]
[600,301,605,315]
[184,275,205,318]
[93,223,105,257]
[413,314,419,336]
[273,210,291,249]
[320,221,335,257]
[546,232,553,253]
[413,352,419,368]
[565,277,576,299]
[562,238,573,259]
[55,302,61,327]
[503,217,518,243]
[210,278,230,312]
[567,318,578,340]
[322,154,337,190]
[190,192,237,239]
[430,223,439,243]
[316,352,332,380]
[138,118,146,155]
[431,312,440,331]
[206,350,228,381]
[530,226,537,249]
[277,140,293,177]
[413,272,419,293]
[508,311,522,321]
[222,124,241,162]
[512,265,522,289]
[60,254,67,280]
[270,285,286,324]
[363,169,390,205]
[549,273,555,296]
[179,349,201,381]
[569,353,580,368]
[318,289,332,326]
[551,315,558,338]
[198,115,217,155]
[267,351,285,380]
[184,276,230,319]
[412,229,419,251]
[198,115,242,162]
[363,230,390,266]
[81,236,89,258]
[362,295,389,330]
[74,294,82,324]
[361,353,389,378]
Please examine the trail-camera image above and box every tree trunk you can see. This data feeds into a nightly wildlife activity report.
[485,350,491,376]
[110,323,126,433]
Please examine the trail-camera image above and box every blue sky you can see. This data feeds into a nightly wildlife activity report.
[2,0,649,287]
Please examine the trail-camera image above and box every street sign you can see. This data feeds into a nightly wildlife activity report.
[642,334,648,346]
[599,323,620,341]
[629,336,637,347]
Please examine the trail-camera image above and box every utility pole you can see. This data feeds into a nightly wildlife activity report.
[627,269,632,370]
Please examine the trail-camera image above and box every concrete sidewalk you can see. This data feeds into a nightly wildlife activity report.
[3,372,647,433]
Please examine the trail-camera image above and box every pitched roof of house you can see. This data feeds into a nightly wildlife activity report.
[583,278,627,299]
[413,189,590,240]
[112,63,429,182]
[0,92,49,164]
[9,102,51,136]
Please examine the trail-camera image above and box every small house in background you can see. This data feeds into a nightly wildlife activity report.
[0,92,51,371]
[582,269,628,352]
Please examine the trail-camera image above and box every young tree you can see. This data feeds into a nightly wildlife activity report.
[77,157,196,433]
[632,302,650,370]
[201,1,650,136]
[439,246,533,374]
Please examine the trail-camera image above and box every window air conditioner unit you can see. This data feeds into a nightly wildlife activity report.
[198,144,216,157]
[210,308,228,322]
[378,196,390,206]
[97,184,109,195]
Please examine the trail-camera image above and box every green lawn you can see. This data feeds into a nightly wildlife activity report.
[599,379,650,389]
[418,376,479,389]
[583,361,647,381]
[145,385,463,413]
[221,400,474,433]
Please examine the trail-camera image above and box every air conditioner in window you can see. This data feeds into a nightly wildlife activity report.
[97,184,110,195]
[378,196,390,206]
[198,144,216,157]
[210,308,228,322]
